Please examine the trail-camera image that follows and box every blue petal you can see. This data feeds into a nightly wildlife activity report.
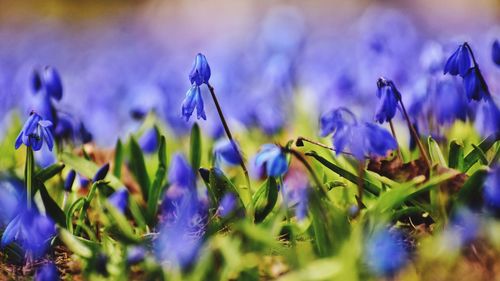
[181,86,199,121]
[1,215,21,247]
[493,40,500,66]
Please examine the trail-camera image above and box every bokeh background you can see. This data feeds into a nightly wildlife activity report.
[1,0,499,146]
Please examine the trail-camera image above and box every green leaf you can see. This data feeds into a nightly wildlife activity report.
[252,177,278,223]
[34,163,65,183]
[207,167,243,208]
[448,140,464,170]
[455,167,488,208]
[59,228,92,258]
[113,139,124,179]
[463,133,500,171]
[36,181,66,227]
[147,136,167,226]
[428,137,447,167]
[66,197,85,233]
[306,151,381,196]
[60,152,121,188]
[104,202,140,244]
[471,144,489,166]
[129,137,151,201]
[190,123,202,172]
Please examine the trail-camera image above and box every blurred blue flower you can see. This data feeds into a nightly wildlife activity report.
[15,112,54,151]
[492,40,500,66]
[475,98,500,137]
[127,246,146,265]
[35,147,56,169]
[483,166,500,214]
[31,95,57,123]
[64,170,76,192]
[444,43,471,77]
[139,127,160,154]
[254,144,288,177]
[365,228,409,277]
[31,66,63,101]
[319,107,357,154]
[189,53,211,86]
[433,77,468,125]
[93,163,109,182]
[35,262,60,281]
[54,113,75,141]
[213,139,242,167]
[449,208,481,244]
[108,188,129,214]
[217,193,237,218]
[359,123,398,159]
[0,179,22,226]
[375,78,401,123]
[78,122,93,144]
[463,67,490,101]
[79,174,90,189]
[168,153,196,190]
[181,85,206,122]
[284,170,309,221]
[1,207,56,259]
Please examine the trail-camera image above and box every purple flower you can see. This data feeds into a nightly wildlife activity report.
[64,170,76,192]
[365,228,409,277]
[475,99,500,137]
[433,78,468,125]
[35,263,60,281]
[31,66,63,101]
[93,163,110,182]
[108,188,129,214]
[181,85,206,122]
[463,67,490,101]
[213,139,242,166]
[127,246,146,265]
[492,40,500,67]
[217,193,237,218]
[1,208,56,259]
[189,53,211,86]
[483,166,500,214]
[319,107,357,154]
[139,127,160,154]
[375,78,401,124]
[444,43,471,77]
[15,112,54,151]
[284,171,309,221]
[254,144,288,177]
[449,208,481,244]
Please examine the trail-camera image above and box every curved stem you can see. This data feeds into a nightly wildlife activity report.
[464,42,479,67]
[399,100,431,170]
[296,136,357,157]
[207,83,251,189]
[26,147,34,209]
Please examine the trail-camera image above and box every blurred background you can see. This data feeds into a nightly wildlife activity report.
[0,0,499,146]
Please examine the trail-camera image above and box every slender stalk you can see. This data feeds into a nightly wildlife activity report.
[399,100,431,170]
[296,136,358,157]
[388,121,403,161]
[75,182,99,236]
[207,83,251,189]
[356,162,365,211]
[25,147,34,209]
[464,42,478,67]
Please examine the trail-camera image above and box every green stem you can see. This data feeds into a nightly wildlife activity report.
[25,147,34,209]
[388,120,403,161]
[207,83,251,189]
[399,100,431,170]
[75,182,99,236]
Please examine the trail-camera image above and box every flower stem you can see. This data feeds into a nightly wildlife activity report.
[398,99,431,170]
[207,83,251,189]
[464,42,479,67]
[356,162,365,212]
[296,136,358,157]
[25,147,34,209]
[388,120,403,161]
[75,181,99,236]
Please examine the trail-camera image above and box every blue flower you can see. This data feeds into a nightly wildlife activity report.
[254,144,288,177]
[189,53,211,86]
[64,170,76,192]
[35,263,60,281]
[283,170,309,221]
[139,127,160,154]
[319,107,357,154]
[127,246,146,265]
[365,228,409,277]
[168,153,196,190]
[463,67,490,101]
[108,188,129,214]
[78,122,93,144]
[444,43,471,77]
[93,163,110,182]
[475,99,500,137]
[54,113,75,141]
[79,174,90,189]
[32,66,63,101]
[492,40,500,66]
[375,78,401,123]
[433,78,468,125]
[217,193,237,218]
[15,112,54,151]
[35,147,56,168]
[213,139,242,166]
[357,123,398,159]
[449,208,481,244]
[0,179,22,226]
[181,85,206,122]
[1,207,56,259]
[483,166,500,214]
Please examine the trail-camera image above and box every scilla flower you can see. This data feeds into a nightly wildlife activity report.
[139,127,160,154]
[15,112,54,151]
[375,78,401,123]
[319,107,357,154]
[492,40,500,66]
[217,193,237,218]
[108,188,129,214]
[64,170,76,192]
[35,263,60,281]
[254,144,288,177]
[181,54,211,121]
[31,66,63,101]
[93,163,110,182]
[463,66,490,101]
[213,139,242,166]
[365,228,409,277]
[444,43,471,77]
[483,166,500,214]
